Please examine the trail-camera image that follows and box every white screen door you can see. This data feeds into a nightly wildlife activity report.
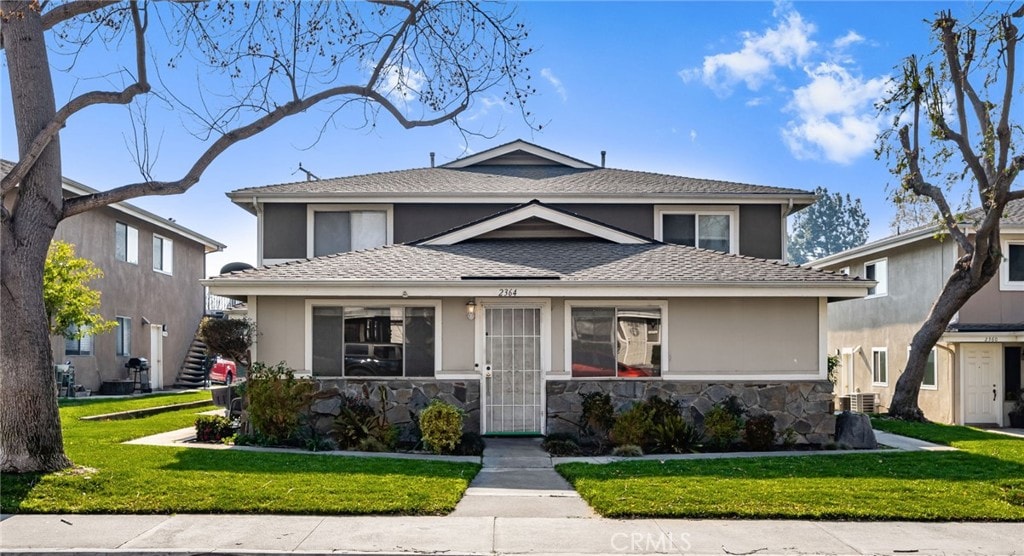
[483,306,543,434]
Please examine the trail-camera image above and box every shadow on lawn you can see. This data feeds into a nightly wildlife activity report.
[160,444,479,478]
[559,449,1024,483]
[0,473,42,513]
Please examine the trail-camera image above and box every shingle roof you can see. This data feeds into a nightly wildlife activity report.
[211,239,861,285]
[228,166,811,198]
[964,198,1024,227]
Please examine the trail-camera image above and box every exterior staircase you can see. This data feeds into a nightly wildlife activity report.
[174,328,208,388]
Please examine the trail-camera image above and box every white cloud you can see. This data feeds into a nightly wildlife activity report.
[832,31,865,50]
[781,63,889,164]
[541,68,568,102]
[690,129,698,142]
[681,5,817,95]
[745,96,769,107]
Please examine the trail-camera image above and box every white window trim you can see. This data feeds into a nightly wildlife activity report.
[152,234,173,275]
[303,299,442,377]
[653,205,739,254]
[306,204,394,259]
[116,316,132,357]
[864,257,888,298]
[116,222,139,265]
[872,347,888,386]
[999,239,1024,291]
[909,346,938,390]
[563,300,670,380]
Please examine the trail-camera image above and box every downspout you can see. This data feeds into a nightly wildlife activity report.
[935,342,957,423]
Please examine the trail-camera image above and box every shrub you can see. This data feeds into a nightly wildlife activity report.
[544,439,581,457]
[703,403,743,451]
[642,396,682,424]
[419,400,464,454]
[453,432,485,456]
[609,403,653,447]
[194,415,234,443]
[580,392,615,437]
[244,361,316,445]
[611,444,643,457]
[743,413,776,451]
[648,414,702,454]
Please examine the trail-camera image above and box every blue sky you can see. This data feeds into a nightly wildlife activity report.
[2,1,1011,275]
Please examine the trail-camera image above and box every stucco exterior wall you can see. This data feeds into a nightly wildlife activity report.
[251,294,823,378]
[51,205,207,390]
[958,232,1024,325]
[821,239,957,422]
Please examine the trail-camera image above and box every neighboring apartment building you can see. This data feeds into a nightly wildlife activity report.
[2,161,225,392]
[205,140,869,442]
[814,200,1024,426]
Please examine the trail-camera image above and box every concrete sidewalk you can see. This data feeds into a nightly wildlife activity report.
[2,513,1022,555]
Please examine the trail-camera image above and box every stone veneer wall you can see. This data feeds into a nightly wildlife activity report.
[306,379,481,441]
[546,380,836,445]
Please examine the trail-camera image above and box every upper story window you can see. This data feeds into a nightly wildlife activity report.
[1000,241,1024,291]
[308,205,391,257]
[115,316,132,356]
[654,206,738,254]
[872,348,888,385]
[115,222,139,264]
[865,258,888,297]
[568,304,664,378]
[153,235,173,274]
[64,325,93,356]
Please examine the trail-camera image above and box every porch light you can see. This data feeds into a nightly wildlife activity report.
[466,300,476,321]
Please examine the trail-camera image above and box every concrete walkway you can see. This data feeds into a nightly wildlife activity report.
[3,513,1022,555]
[452,437,596,518]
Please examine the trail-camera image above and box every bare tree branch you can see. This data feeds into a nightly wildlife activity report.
[40,0,119,30]
[897,125,973,252]
[1,0,149,196]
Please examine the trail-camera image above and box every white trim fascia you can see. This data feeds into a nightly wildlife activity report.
[303,299,443,375]
[999,239,1024,291]
[441,140,596,169]
[235,193,818,206]
[810,227,938,269]
[420,204,649,245]
[653,205,740,254]
[563,299,669,379]
[61,181,225,252]
[941,331,1024,343]
[305,204,394,258]
[205,282,873,299]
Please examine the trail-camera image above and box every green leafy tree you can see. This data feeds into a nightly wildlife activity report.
[43,241,116,339]
[877,7,1024,421]
[1,0,535,472]
[787,187,870,265]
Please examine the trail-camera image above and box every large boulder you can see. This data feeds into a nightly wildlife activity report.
[835,411,877,449]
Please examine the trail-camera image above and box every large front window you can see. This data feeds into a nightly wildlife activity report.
[311,305,435,377]
[570,306,662,378]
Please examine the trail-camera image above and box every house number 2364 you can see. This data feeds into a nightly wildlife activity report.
[498,288,518,297]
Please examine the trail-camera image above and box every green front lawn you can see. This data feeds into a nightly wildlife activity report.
[556,419,1024,520]
[1,392,479,515]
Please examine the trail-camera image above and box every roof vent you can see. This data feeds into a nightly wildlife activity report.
[430,152,435,168]
[601,150,606,168]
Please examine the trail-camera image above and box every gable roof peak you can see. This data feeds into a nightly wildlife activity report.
[441,139,598,169]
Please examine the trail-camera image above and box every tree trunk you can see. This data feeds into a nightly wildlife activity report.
[888,244,1001,421]
[1,3,73,473]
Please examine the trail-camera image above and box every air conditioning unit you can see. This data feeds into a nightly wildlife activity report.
[850,392,877,414]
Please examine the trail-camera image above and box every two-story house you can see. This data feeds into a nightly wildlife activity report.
[205,140,869,442]
[2,160,226,393]
[813,200,1024,426]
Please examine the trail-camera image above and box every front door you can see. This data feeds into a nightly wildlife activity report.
[149,324,164,390]
[482,306,544,434]
[963,344,1002,424]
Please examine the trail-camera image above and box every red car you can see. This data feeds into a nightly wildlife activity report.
[207,356,238,385]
